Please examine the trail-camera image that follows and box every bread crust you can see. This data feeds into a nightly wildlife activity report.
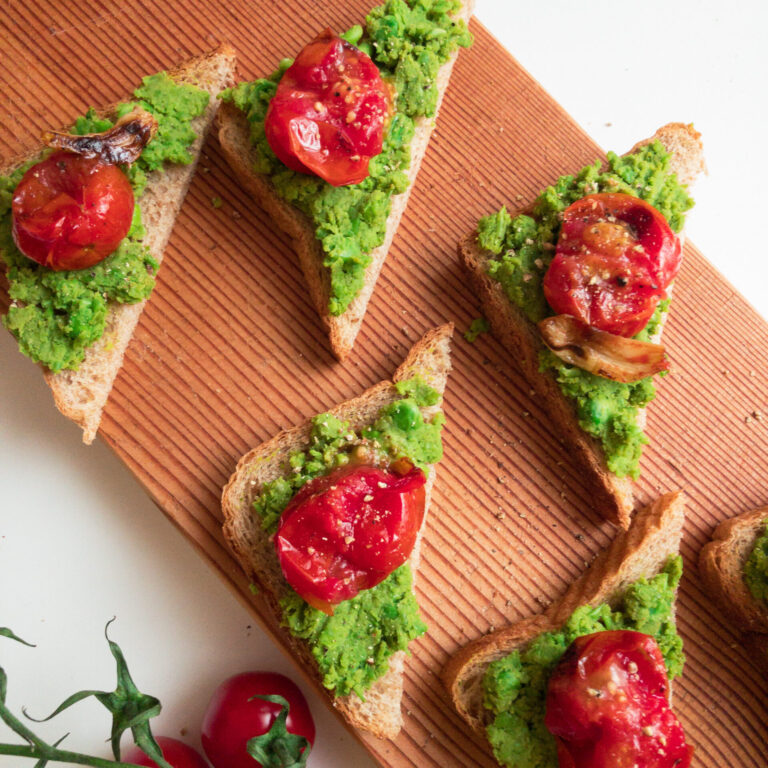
[217,2,474,360]
[442,490,686,736]
[221,323,454,739]
[458,124,704,527]
[699,507,768,633]
[1,45,237,443]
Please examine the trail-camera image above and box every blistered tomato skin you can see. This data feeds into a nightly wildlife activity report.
[122,736,209,768]
[543,193,681,337]
[265,28,391,186]
[202,672,315,768]
[275,463,426,613]
[545,630,693,768]
[12,151,134,271]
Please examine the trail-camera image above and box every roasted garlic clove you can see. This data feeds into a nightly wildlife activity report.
[42,107,158,165]
[539,314,669,383]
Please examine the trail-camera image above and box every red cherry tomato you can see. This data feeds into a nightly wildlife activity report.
[265,28,391,186]
[12,150,134,271]
[123,736,208,768]
[544,630,693,768]
[276,463,426,613]
[201,672,315,768]
[543,193,681,337]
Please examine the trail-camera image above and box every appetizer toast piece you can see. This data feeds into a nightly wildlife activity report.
[219,1,474,360]
[1,46,236,443]
[699,508,768,634]
[460,124,705,527]
[222,324,453,738]
[443,491,686,763]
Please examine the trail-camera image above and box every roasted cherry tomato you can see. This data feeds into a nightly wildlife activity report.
[265,28,391,186]
[544,630,693,768]
[275,463,426,613]
[543,193,681,337]
[123,736,208,768]
[201,672,315,768]
[12,150,134,271]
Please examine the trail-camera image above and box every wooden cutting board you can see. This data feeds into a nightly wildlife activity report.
[2,2,767,766]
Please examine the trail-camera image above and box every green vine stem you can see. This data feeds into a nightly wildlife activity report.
[0,743,145,767]
[0,698,144,767]
[0,623,171,768]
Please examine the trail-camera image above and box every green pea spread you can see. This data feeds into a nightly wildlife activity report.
[745,518,768,606]
[476,142,694,478]
[481,557,684,768]
[464,316,490,343]
[0,73,209,372]
[221,0,472,317]
[253,376,444,698]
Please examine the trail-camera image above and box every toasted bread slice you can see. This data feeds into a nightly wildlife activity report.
[443,490,686,740]
[218,3,474,360]
[221,323,453,738]
[459,124,704,528]
[1,45,237,444]
[699,508,768,634]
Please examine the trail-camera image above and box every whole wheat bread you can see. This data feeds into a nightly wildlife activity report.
[1,45,237,444]
[459,124,705,528]
[221,323,453,739]
[218,2,474,360]
[443,490,686,740]
[699,508,768,634]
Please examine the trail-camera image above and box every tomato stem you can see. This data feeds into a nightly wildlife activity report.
[273,737,298,766]
[0,697,49,752]
[0,623,172,768]
[0,743,144,767]
[0,700,142,767]
[245,694,311,768]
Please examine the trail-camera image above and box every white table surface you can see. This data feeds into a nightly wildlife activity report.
[2,1,767,766]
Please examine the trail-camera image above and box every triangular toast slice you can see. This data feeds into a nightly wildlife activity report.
[221,323,453,738]
[459,125,705,527]
[1,45,237,443]
[699,508,768,634]
[443,491,686,757]
[218,2,474,360]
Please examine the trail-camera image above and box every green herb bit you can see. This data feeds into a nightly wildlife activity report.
[464,317,490,343]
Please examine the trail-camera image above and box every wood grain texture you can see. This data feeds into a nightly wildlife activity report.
[2,2,767,766]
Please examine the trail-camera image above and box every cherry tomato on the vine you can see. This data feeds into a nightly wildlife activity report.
[543,193,681,337]
[123,736,208,768]
[265,28,391,186]
[544,630,693,768]
[275,463,426,613]
[201,672,315,768]
[12,151,134,271]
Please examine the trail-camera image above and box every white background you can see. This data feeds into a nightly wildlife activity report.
[2,1,767,766]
